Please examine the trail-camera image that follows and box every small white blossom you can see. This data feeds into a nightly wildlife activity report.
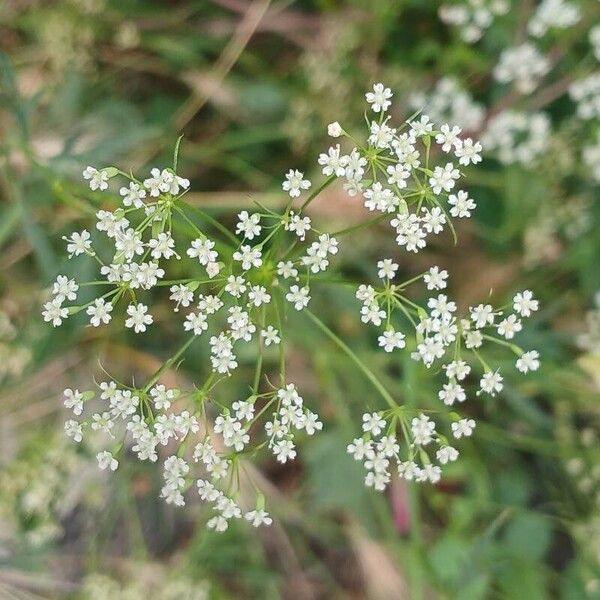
[125,303,153,333]
[452,418,476,439]
[282,169,311,198]
[83,166,109,191]
[365,83,393,113]
[97,451,119,471]
[362,412,386,437]
[513,290,539,317]
[516,350,540,373]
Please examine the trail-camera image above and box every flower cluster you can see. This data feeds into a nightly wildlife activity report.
[46,83,539,528]
[408,77,485,132]
[439,0,509,43]
[569,73,600,121]
[350,259,540,489]
[481,111,551,166]
[493,43,550,94]
[528,0,581,38]
[324,84,483,254]
[435,0,598,184]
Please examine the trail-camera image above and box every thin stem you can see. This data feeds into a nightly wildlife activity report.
[304,309,397,409]
[178,200,239,246]
[299,175,335,212]
[143,336,196,392]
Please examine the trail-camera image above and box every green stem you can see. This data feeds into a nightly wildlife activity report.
[143,336,196,392]
[299,175,335,212]
[178,200,239,246]
[331,212,391,237]
[304,309,396,409]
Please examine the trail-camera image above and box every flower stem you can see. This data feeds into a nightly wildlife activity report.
[304,309,396,409]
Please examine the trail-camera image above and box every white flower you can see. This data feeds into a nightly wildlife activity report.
[93,410,116,432]
[318,144,348,177]
[436,446,459,465]
[86,298,113,327]
[438,382,466,406]
[286,285,310,310]
[448,190,476,218]
[528,0,580,38]
[184,312,208,335]
[286,213,311,240]
[83,166,109,191]
[115,228,144,260]
[282,169,311,198]
[327,121,343,137]
[303,411,322,435]
[248,285,271,307]
[386,163,410,188]
[444,360,471,381]
[378,329,406,352]
[479,371,504,396]
[418,464,442,484]
[347,438,373,460]
[187,238,218,265]
[421,206,446,234]
[363,182,398,213]
[361,303,386,326]
[150,384,177,410]
[516,350,540,373]
[148,232,176,260]
[261,326,280,346]
[470,304,495,328]
[225,275,247,298]
[513,290,539,317]
[208,261,222,279]
[64,230,92,257]
[377,259,398,280]
[233,245,262,270]
[207,515,229,532]
[63,388,84,415]
[119,182,146,208]
[42,299,69,326]
[52,275,78,303]
[428,294,457,319]
[369,121,396,148]
[497,314,522,339]
[198,294,223,315]
[436,124,462,152]
[356,284,376,304]
[169,284,194,311]
[411,414,436,446]
[97,451,119,471]
[398,460,421,481]
[493,43,549,94]
[245,510,272,527]
[410,115,433,137]
[451,418,476,439]
[454,137,482,166]
[125,303,153,333]
[429,162,460,194]
[362,412,386,437]
[236,211,262,240]
[464,329,483,349]
[365,83,393,113]
[424,266,448,290]
[65,419,83,442]
[273,439,296,463]
[277,260,298,279]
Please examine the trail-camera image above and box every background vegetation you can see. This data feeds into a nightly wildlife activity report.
[1,0,599,598]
